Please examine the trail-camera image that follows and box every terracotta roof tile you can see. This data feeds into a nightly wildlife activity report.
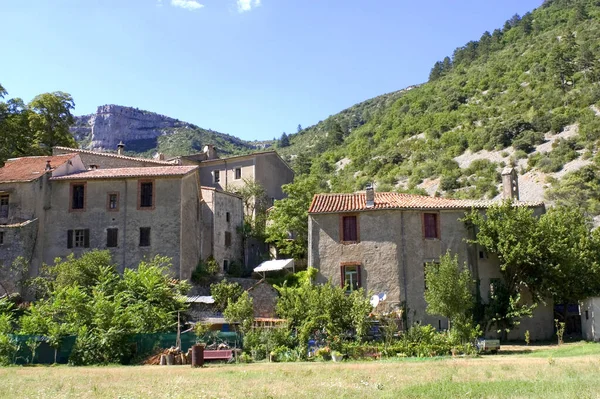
[308,192,543,214]
[50,165,198,180]
[53,146,177,165]
[0,154,78,183]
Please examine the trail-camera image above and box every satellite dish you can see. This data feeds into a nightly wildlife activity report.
[378,292,387,302]
[370,294,380,308]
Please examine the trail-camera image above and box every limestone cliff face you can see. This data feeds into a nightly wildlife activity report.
[71,105,195,151]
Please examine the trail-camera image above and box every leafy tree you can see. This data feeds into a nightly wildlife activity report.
[266,176,327,259]
[297,124,302,133]
[424,252,474,332]
[279,132,290,147]
[223,291,254,333]
[537,207,600,310]
[28,92,77,152]
[548,32,578,92]
[18,251,189,365]
[0,86,77,165]
[464,201,544,336]
[210,279,244,311]
[275,270,371,355]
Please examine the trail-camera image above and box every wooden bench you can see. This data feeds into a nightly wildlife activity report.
[203,350,233,361]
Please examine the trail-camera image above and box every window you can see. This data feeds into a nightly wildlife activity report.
[213,170,220,183]
[0,195,8,218]
[423,213,439,239]
[106,228,118,248]
[0,231,4,245]
[586,310,589,320]
[341,263,361,292]
[479,250,488,259]
[225,231,231,248]
[340,215,358,243]
[224,260,229,272]
[70,183,86,211]
[139,181,154,208]
[139,227,151,247]
[226,212,231,223]
[67,229,89,248]
[235,168,241,180]
[107,193,119,211]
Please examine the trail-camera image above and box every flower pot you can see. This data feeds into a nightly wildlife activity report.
[332,353,343,362]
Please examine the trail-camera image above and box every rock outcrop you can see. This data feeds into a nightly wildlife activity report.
[71,105,196,151]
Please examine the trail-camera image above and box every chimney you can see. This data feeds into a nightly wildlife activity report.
[45,160,52,171]
[203,144,217,160]
[158,153,165,161]
[501,167,519,200]
[365,183,375,208]
[117,141,125,156]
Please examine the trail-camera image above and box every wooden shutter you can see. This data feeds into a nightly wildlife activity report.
[84,229,90,248]
[67,230,73,249]
[343,216,357,242]
[107,229,118,248]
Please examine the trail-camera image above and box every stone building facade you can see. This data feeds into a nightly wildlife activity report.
[200,186,244,272]
[0,153,203,287]
[307,189,554,341]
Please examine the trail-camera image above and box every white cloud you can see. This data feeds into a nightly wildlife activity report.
[237,0,261,13]
[171,0,204,11]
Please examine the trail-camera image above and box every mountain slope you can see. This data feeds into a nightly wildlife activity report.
[71,105,261,158]
[282,0,600,215]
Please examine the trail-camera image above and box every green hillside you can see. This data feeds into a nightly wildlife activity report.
[280,0,600,215]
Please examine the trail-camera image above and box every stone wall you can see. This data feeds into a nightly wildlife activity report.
[52,148,170,169]
[43,176,189,278]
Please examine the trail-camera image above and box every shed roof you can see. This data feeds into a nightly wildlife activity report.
[254,259,295,273]
[50,165,198,180]
[308,192,543,214]
[0,154,78,183]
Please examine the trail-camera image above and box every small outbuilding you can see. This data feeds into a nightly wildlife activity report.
[581,297,600,341]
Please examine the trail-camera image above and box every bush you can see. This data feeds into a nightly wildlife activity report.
[191,257,220,284]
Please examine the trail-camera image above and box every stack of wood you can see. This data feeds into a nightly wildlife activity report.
[142,347,192,366]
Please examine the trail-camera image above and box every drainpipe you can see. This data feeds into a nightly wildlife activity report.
[122,179,127,272]
[400,212,409,328]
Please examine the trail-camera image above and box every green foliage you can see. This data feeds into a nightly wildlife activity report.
[425,252,475,341]
[191,256,220,284]
[0,86,79,165]
[210,279,244,312]
[275,270,372,357]
[16,251,188,365]
[465,201,600,337]
[223,291,254,333]
[265,176,328,259]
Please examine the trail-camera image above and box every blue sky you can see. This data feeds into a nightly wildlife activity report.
[2,0,542,141]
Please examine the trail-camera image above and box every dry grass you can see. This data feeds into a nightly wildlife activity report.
[1,343,600,398]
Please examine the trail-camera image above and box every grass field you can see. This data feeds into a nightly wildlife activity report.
[1,342,599,399]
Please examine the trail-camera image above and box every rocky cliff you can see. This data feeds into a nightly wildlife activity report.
[71,105,258,156]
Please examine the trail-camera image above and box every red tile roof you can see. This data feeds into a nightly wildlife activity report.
[308,192,543,214]
[50,165,199,180]
[53,146,177,165]
[0,154,78,183]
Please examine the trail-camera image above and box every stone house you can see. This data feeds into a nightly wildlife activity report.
[0,154,86,289]
[0,153,203,285]
[174,146,295,212]
[307,186,554,341]
[200,186,244,272]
